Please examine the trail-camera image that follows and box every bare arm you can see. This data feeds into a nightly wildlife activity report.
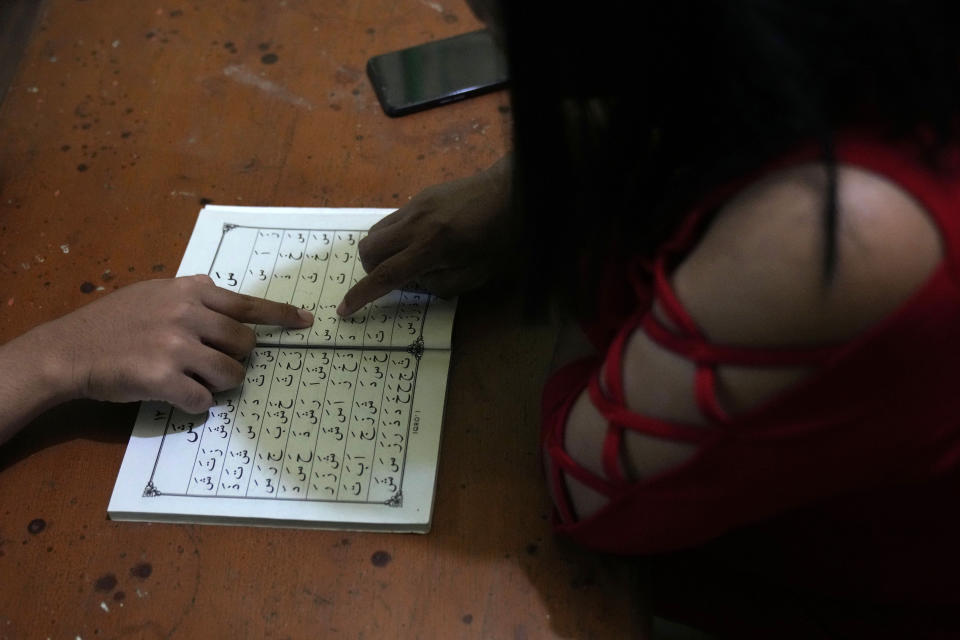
[0,275,313,446]
[556,163,944,520]
[0,323,76,446]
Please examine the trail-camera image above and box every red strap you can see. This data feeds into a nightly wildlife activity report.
[547,439,618,498]
[550,194,842,515]
[589,374,716,444]
[547,130,960,533]
[626,255,656,298]
[602,314,640,406]
[695,366,731,424]
[653,255,702,335]
[641,314,838,367]
[542,374,618,526]
[587,376,627,482]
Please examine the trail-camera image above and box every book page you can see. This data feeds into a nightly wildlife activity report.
[180,205,455,350]
[108,207,454,531]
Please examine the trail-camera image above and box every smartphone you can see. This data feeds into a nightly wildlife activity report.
[367,29,508,117]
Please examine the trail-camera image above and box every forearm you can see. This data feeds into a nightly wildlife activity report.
[0,321,77,445]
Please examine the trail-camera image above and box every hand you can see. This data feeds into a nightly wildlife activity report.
[44,275,312,413]
[338,155,517,316]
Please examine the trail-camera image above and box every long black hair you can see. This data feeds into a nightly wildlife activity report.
[498,1,960,313]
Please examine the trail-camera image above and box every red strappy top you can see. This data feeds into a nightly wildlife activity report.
[540,130,960,605]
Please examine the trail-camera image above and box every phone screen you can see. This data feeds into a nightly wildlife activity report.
[366,30,508,117]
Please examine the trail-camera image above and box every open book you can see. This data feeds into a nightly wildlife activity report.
[107,206,455,532]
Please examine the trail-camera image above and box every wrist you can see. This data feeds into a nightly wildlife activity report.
[6,322,82,405]
[0,321,83,443]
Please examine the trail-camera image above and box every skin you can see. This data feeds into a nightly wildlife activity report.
[335,1,513,319]
[342,153,942,526]
[338,154,516,317]
[557,164,943,520]
[0,275,313,446]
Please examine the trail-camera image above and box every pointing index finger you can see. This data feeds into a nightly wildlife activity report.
[338,251,417,317]
[202,286,314,327]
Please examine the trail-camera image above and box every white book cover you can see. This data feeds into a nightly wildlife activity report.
[107,206,455,532]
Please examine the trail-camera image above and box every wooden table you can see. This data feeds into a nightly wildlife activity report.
[0,2,646,637]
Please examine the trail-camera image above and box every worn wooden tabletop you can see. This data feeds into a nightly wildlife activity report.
[0,1,645,638]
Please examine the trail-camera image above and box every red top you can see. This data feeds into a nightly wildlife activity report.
[541,131,960,617]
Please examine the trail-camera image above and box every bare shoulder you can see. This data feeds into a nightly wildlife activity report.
[602,163,944,485]
[671,163,944,346]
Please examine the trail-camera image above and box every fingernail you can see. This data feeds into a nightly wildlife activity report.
[297,308,314,324]
[336,301,347,317]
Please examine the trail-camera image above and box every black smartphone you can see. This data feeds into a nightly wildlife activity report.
[367,29,508,117]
